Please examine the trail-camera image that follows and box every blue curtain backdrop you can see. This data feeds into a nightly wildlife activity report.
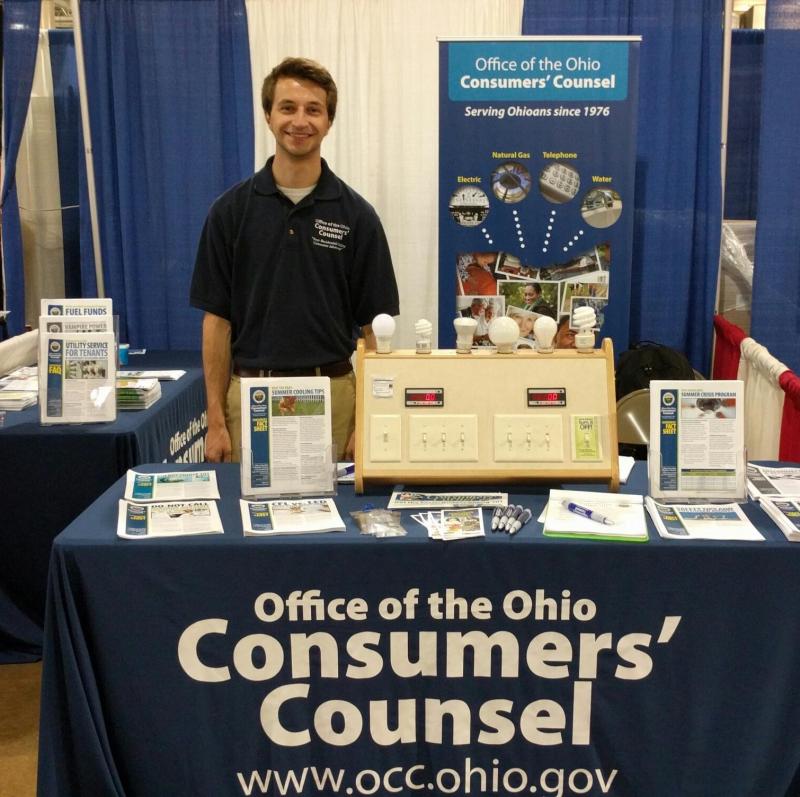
[724,30,762,220]
[48,30,95,299]
[78,0,253,349]
[751,0,800,374]
[522,0,723,375]
[1,0,41,335]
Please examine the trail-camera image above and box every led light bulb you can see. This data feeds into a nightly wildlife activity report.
[371,313,396,354]
[453,317,478,353]
[488,316,519,354]
[572,305,597,353]
[533,315,558,353]
[414,318,433,354]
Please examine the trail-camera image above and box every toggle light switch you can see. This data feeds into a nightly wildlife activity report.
[493,415,564,462]
[369,415,402,461]
[408,415,478,462]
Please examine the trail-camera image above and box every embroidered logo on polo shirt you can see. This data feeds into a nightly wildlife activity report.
[312,219,351,252]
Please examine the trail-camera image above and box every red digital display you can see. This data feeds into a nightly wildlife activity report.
[530,392,561,402]
[527,388,566,407]
[405,388,444,407]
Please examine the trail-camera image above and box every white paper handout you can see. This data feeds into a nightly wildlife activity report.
[39,331,116,424]
[124,470,220,501]
[746,464,800,501]
[240,377,334,498]
[414,508,485,540]
[0,366,38,392]
[644,497,764,541]
[240,498,345,535]
[649,380,745,501]
[117,370,186,381]
[116,500,223,538]
[760,498,800,541]
[388,490,508,509]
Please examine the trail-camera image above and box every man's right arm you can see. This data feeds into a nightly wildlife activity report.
[202,312,232,463]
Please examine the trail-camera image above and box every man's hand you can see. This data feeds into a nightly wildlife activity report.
[205,422,232,463]
[201,312,233,463]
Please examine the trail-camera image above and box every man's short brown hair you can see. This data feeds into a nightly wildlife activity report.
[261,57,338,121]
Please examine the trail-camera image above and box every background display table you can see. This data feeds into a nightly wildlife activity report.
[0,351,205,662]
[38,462,800,797]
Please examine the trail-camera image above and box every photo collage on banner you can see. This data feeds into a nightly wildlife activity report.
[439,38,640,353]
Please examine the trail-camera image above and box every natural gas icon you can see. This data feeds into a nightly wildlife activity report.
[491,161,533,204]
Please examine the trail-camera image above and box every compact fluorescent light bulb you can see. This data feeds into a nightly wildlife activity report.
[371,313,396,353]
[572,306,597,352]
[488,316,519,354]
[414,318,433,354]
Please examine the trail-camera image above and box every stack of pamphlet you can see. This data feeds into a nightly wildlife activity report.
[543,489,648,542]
[116,377,161,410]
[117,469,222,539]
[746,463,800,502]
[760,499,800,542]
[0,391,37,410]
[118,369,185,381]
[240,498,345,536]
[0,366,38,409]
[644,497,764,541]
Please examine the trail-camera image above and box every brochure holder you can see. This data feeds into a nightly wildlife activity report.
[38,299,117,426]
[647,379,747,503]
[240,443,337,500]
[647,447,748,505]
[238,375,337,499]
[38,333,117,426]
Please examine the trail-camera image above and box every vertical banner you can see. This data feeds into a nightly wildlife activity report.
[439,38,640,354]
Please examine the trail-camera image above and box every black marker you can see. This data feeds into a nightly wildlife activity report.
[509,508,532,536]
[497,505,515,531]
[504,505,524,534]
[490,505,505,532]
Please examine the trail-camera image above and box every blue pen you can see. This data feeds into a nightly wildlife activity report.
[561,500,615,526]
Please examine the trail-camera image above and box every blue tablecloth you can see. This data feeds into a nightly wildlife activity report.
[0,351,205,662]
[38,463,800,796]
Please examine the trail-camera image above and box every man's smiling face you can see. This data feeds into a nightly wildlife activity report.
[266,77,331,161]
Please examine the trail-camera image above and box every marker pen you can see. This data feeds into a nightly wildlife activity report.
[509,508,532,536]
[504,505,524,534]
[497,505,516,531]
[490,506,505,532]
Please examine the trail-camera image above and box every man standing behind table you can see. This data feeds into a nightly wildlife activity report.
[190,57,399,463]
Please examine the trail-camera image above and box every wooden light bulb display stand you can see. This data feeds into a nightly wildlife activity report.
[354,338,619,493]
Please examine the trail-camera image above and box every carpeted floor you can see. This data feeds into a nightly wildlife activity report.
[0,662,41,797]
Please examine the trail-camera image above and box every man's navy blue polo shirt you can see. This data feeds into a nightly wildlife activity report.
[190,158,399,370]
